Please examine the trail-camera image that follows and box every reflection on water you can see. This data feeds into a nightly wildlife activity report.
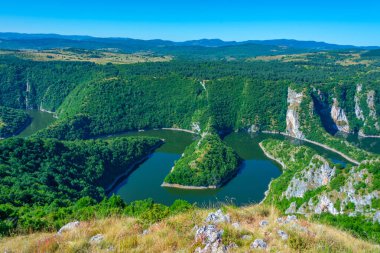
[17,110,56,138]
[11,110,380,206]
[112,131,282,206]
[112,131,354,206]
[334,132,380,154]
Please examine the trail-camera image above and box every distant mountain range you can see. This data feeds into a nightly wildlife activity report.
[1,32,379,50]
[0,32,379,60]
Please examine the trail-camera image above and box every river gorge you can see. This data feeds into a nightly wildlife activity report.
[13,110,380,206]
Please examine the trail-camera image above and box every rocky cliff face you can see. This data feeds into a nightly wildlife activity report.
[367,90,377,119]
[285,159,380,222]
[354,85,380,136]
[366,90,380,133]
[330,98,350,133]
[286,87,305,139]
[355,84,365,121]
[284,155,335,199]
[25,79,34,110]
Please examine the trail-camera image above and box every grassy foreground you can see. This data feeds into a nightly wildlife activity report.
[1,204,378,253]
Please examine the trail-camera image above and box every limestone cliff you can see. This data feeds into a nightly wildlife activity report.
[365,90,380,133]
[284,155,335,199]
[355,85,380,136]
[25,79,33,110]
[285,158,379,221]
[286,87,305,139]
[261,139,380,224]
[330,98,350,133]
[355,84,365,121]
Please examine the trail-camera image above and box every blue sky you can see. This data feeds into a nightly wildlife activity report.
[1,0,380,46]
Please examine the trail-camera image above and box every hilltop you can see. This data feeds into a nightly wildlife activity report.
[1,204,379,252]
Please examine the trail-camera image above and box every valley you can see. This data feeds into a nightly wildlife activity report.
[1,34,380,251]
[11,113,379,207]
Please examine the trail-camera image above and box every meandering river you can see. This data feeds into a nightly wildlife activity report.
[15,111,380,206]
[107,131,354,206]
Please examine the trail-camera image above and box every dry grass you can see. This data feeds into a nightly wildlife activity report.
[1,205,379,252]
[0,49,172,65]
[247,53,315,63]
[335,53,374,66]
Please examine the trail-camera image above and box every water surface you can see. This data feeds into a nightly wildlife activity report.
[11,112,380,206]
[111,131,353,206]
[112,131,282,206]
[17,110,56,137]
[334,132,380,154]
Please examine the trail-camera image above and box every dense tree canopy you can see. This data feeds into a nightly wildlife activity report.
[0,136,162,206]
[0,106,30,137]
[164,134,241,187]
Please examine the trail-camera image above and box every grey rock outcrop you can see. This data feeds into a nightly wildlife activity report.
[57,221,80,234]
[285,202,297,214]
[286,87,305,139]
[241,234,253,240]
[285,215,297,223]
[357,88,380,135]
[355,84,365,121]
[339,168,379,214]
[284,155,335,199]
[250,239,267,249]
[248,124,260,133]
[277,230,288,240]
[259,220,269,227]
[195,225,226,253]
[314,195,339,215]
[373,211,380,223]
[367,90,377,119]
[205,209,231,224]
[194,210,232,253]
[231,222,240,229]
[291,164,380,221]
[331,98,350,133]
[366,90,380,132]
[89,234,104,244]
[192,122,201,133]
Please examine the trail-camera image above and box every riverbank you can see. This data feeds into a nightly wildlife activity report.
[258,142,287,169]
[39,107,58,119]
[358,133,380,138]
[104,142,163,194]
[162,163,241,191]
[261,130,360,165]
[258,141,286,204]
[161,128,196,134]
[298,137,359,165]
[97,127,197,140]
[161,182,217,189]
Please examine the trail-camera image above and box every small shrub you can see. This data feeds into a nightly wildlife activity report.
[289,234,309,251]
[118,235,138,250]
[139,204,170,225]
[169,200,193,214]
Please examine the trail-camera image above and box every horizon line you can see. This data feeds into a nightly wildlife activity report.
[1,31,378,48]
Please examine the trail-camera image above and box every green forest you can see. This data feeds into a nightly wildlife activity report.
[260,139,380,243]
[0,53,379,140]
[0,47,380,245]
[164,134,240,187]
[0,136,161,206]
[0,106,30,138]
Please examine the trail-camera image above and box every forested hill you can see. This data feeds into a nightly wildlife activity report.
[0,136,162,206]
[0,38,380,250]
[0,106,30,138]
[0,51,379,144]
